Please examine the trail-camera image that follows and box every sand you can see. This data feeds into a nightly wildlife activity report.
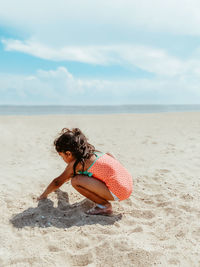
[0,112,200,267]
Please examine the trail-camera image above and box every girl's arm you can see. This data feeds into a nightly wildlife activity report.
[37,163,74,200]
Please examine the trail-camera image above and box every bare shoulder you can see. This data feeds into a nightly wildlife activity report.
[75,155,97,172]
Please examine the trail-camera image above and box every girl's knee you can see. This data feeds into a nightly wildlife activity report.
[71,176,77,187]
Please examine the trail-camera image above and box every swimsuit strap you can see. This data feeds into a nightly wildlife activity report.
[86,152,103,171]
[78,151,105,177]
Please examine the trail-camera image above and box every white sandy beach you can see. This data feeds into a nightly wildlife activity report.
[0,112,200,267]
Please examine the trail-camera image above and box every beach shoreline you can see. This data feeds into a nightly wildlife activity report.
[1,104,200,116]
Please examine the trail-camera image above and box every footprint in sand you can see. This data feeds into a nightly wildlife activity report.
[130,209,155,219]
[163,144,177,154]
[159,169,171,174]
[154,194,168,202]
[127,249,160,266]
[48,245,60,252]
[7,257,38,266]
[168,258,180,265]
[132,226,143,233]
[180,194,193,201]
[143,200,155,205]
[178,205,192,213]
[113,240,131,251]
[74,238,90,250]
[68,251,93,266]
[156,201,171,208]
[175,230,186,239]
[192,228,200,241]
[163,207,182,217]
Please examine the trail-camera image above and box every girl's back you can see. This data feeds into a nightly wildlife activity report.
[80,152,133,201]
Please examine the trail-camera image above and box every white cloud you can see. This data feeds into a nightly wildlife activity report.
[2,39,111,64]
[1,69,82,105]
[4,39,200,80]
[2,38,189,77]
[0,67,200,105]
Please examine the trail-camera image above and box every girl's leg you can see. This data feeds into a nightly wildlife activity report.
[71,175,114,215]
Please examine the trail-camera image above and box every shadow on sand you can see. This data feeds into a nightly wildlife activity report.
[10,189,122,229]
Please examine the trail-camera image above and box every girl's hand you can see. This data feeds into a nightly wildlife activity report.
[36,164,73,202]
[37,194,47,201]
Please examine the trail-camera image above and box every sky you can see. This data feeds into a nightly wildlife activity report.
[0,0,200,105]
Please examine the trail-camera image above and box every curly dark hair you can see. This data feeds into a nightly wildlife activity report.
[54,128,95,176]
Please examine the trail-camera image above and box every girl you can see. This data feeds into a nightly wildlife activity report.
[38,128,133,215]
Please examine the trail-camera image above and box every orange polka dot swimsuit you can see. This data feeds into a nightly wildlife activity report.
[79,152,133,201]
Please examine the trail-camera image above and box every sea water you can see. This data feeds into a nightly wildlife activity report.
[0,105,200,115]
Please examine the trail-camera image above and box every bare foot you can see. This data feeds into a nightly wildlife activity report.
[85,203,113,215]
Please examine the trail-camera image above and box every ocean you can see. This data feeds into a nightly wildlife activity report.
[0,105,200,115]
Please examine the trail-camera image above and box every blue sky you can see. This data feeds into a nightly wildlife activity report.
[0,0,200,105]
